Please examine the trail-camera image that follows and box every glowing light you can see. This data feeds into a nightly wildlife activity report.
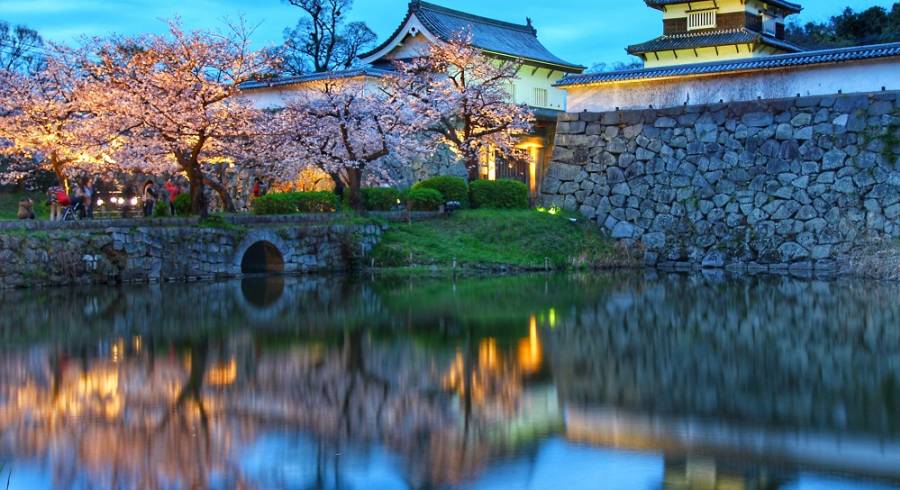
[548,308,557,328]
[97,199,104,207]
[129,197,138,206]
[479,338,499,369]
[207,359,237,386]
[518,315,543,374]
[111,338,125,363]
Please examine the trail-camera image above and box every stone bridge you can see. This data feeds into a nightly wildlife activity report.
[0,215,398,288]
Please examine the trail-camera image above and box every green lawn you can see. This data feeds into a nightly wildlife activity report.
[371,209,639,270]
[0,191,49,220]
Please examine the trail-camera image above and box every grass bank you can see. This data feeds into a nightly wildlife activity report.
[370,209,639,271]
[0,191,48,220]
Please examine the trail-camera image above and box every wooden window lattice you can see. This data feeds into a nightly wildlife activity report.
[532,88,548,107]
[687,9,717,30]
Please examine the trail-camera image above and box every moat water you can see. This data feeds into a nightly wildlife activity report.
[0,272,898,490]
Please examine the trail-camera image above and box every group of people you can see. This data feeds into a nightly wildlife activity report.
[21,176,265,221]
[20,178,186,221]
[140,179,182,217]
[40,178,96,221]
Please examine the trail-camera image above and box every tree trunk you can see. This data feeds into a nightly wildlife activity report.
[186,161,208,218]
[330,171,345,200]
[205,177,237,213]
[465,158,480,183]
[346,168,363,212]
[50,154,67,191]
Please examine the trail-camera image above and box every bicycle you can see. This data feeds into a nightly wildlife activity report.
[60,201,84,221]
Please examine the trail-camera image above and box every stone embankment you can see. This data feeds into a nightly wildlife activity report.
[0,215,393,288]
[542,91,900,271]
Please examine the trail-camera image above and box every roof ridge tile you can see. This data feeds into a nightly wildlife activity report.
[559,41,900,87]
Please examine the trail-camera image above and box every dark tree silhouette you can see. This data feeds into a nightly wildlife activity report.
[276,0,377,75]
[787,3,900,49]
[0,21,43,73]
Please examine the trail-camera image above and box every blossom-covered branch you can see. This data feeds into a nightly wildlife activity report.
[0,44,108,188]
[391,32,534,181]
[267,77,434,209]
[81,19,274,215]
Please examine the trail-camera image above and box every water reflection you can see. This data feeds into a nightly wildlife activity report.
[0,273,898,489]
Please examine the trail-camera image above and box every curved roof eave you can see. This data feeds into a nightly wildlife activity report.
[557,42,900,87]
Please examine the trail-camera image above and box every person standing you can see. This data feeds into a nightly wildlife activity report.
[142,180,157,217]
[82,179,95,219]
[165,179,179,216]
[73,182,86,219]
[17,197,35,220]
[47,184,65,221]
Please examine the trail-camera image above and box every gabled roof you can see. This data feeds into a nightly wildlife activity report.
[238,67,393,91]
[358,1,584,73]
[645,0,802,14]
[556,42,900,87]
[627,28,803,55]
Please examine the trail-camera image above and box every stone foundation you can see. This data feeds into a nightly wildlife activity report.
[542,91,900,269]
[0,216,385,288]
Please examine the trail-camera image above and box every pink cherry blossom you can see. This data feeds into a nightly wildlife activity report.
[390,31,534,181]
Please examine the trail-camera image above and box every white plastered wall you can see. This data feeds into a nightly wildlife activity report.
[564,58,899,113]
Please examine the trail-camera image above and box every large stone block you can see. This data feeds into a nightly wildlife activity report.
[741,112,774,127]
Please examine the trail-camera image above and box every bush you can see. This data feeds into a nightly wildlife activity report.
[173,193,192,216]
[361,188,402,211]
[403,188,444,211]
[413,176,468,208]
[469,179,530,209]
[292,191,340,213]
[252,191,339,215]
[152,200,170,218]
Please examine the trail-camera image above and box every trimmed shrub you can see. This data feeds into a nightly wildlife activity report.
[361,188,402,211]
[403,188,444,211]
[152,200,170,218]
[292,191,340,213]
[252,193,295,215]
[173,193,192,216]
[252,191,339,215]
[469,179,529,209]
[413,176,468,207]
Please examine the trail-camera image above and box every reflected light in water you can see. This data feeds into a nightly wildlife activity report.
[207,359,238,386]
[518,315,543,374]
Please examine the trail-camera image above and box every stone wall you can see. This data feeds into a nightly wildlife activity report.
[0,217,385,289]
[542,91,900,269]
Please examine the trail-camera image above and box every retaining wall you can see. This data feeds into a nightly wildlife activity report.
[542,90,900,269]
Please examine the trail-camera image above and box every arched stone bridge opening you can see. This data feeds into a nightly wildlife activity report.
[240,241,285,274]
[233,230,293,276]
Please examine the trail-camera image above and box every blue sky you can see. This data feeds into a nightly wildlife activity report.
[0,0,893,66]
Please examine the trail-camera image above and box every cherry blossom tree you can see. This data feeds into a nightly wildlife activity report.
[391,32,534,182]
[82,20,273,216]
[268,77,433,210]
[0,45,106,189]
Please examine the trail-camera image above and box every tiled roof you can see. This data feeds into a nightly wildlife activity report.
[359,1,584,72]
[556,42,900,87]
[238,67,393,91]
[645,0,802,14]
[627,28,802,55]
